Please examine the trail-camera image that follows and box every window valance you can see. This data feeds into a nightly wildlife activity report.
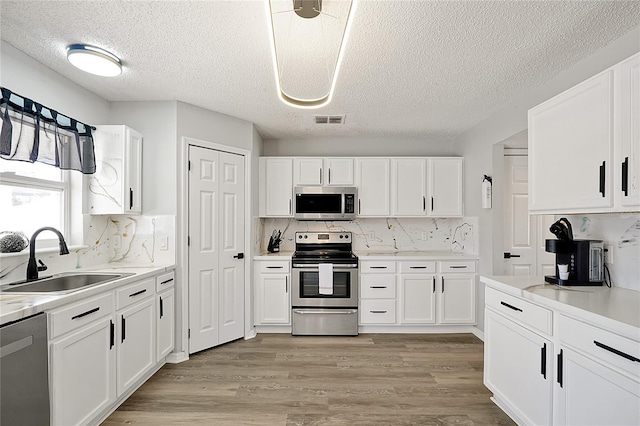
[0,87,96,174]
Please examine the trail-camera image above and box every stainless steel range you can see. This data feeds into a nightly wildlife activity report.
[291,232,358,336]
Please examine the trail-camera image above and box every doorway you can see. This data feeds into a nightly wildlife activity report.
[188,145,245,353]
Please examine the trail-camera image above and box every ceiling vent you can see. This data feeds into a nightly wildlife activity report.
[315,115,345,125]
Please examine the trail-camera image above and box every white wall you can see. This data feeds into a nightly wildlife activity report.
[452,26,640,332]
[264,137,454,156]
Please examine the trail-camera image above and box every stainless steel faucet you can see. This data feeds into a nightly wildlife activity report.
[26,227,69,281]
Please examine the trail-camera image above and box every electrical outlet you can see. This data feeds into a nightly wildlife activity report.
[368,231,375,240]
[421,231,427,241]
[604,244,613,264]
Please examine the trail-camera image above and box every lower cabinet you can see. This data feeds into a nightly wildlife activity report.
[254,260,291,326]
[157,288,175,360]
[399,273,436,324]
[438,273,475,324]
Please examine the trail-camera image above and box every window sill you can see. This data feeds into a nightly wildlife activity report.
[0,245,88,259]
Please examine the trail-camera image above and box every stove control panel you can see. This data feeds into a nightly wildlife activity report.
[295,232,351,243]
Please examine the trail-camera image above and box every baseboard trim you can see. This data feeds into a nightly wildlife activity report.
[166,351,189,364]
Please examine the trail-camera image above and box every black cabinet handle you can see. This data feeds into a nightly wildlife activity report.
[289,199,292,215]
[441,276,444,293]
[622,157,629,196]
[328,168,331,184]
[319,168,323,184]
[370,310,387,314]
[121,316,126,343]
[71,307,99,320]
[160,278,174,285]
[557,350,563,388]
[129,188,134,210]
[599,161,606,197]
[409,266,428,269]
[266,266,283,269]
[449,265,468,269]
[110,320,115,350]
[129,289,147,298]
[541,343,547,379]
[423,196,426,211]
[160,297,164,319]
[500,301,522,312]
[285,276,288,293]
[370,266,387,269]
[594,340,640,363]
[370,286,387,289]
[358,199,361,214]
[431,196,434,211]
[432,276,435,293]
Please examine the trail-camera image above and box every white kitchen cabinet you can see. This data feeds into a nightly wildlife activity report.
[356,158,390,216]
[484,308,553,426]
[359,261,396,325]
[293,157,354,186]
[156,288,175,361]
[259,157,293,217]
[399,273,436,324]
[428,158,463,217]
[619,53,640,209]
[391,158,427,216]
[437,273,476,324]
[50,316,116,426]
[254,260,291,325]
[84,125,143,214]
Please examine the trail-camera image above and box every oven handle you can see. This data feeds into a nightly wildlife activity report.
[293,309,358,315]
[292,264,358,269]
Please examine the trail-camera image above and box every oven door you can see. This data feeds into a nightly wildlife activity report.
[292,265,358,308]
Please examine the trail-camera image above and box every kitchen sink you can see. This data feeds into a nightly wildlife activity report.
[1,273,133,293]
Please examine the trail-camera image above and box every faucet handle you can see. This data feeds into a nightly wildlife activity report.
[37,259,48,272]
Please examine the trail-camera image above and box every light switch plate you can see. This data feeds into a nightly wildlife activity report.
[159,236,169,251]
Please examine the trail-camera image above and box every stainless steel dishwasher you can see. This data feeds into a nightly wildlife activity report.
[1,312,50,425]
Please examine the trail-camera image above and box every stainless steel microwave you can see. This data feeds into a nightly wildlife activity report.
[294,186,357,220]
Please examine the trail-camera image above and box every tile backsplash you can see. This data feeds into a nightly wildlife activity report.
[259,217,479,254]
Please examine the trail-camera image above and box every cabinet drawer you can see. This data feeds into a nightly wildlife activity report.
[399,261,436,274]
[485,287,551,335]
[360,275,396,298]
[255,261,291,274]
[116,278,155,310]
[155,271,175,292]
[440,260,476,273]
[557,314,640,378]
[49,292,114,339]
[360,261,396,273]
[360,300,396,324]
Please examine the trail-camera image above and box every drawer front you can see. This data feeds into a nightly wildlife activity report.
[399,261,436,274]
[440,260,476,273]
[360,261,396,273]
[255,261,291,274]
[49,292,114,339]
[485,286,552,335]
[360,299,396,324]
[557,314,640,377]
[155,271,175,292]
[360,275,396,299]
[116,278,155,310]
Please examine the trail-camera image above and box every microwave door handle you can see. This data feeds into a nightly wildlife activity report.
[341,193,345,214]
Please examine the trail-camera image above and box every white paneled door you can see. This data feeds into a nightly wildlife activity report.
[188,146,245,354]
[503,155,554,276]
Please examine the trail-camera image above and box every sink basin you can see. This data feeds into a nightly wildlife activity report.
[2,273,132,293]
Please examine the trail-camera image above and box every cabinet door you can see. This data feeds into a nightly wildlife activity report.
[438,274,475,324]
[554,347,640,426]
[392,158,427,216]
[50,317,116,426]
[157,289,175,361]
[356,158,390,216]
[117,298,155,396]
[399,274,436,324]
[125,128,143,214]
[619,53,640,208]
[260,157,293,217]
[255,273,290,325]
[325,158,354,185]
[293,158,323,186]
[428,158,463,217]
[529,70,614,212]
[484,309,553,426]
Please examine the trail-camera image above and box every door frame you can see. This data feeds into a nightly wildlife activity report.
[176,136,253,362]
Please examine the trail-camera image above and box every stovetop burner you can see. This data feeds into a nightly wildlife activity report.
[292,231,357,265]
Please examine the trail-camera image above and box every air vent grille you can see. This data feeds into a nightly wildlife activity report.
[315,115,345,125]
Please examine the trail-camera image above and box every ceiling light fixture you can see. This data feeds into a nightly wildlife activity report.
[266,0,358,109]
[66,44,122,77]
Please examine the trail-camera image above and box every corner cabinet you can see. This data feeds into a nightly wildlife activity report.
[84,125,143,215]
[529,52,640,214]
[259,157,293,217]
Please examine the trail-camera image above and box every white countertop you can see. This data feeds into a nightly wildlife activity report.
[253,251,294,260]
[253,251,478,261]
[0,263,175,325]
[481,275,640,342]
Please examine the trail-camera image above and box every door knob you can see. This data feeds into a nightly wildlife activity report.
[233,253,244,259]
[504,252,521,259]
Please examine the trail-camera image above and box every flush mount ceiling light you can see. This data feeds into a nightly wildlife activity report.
[66,44,122,77]
[266,0,358,109]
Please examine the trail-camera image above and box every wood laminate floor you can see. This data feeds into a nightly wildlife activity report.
[103,333,515,426]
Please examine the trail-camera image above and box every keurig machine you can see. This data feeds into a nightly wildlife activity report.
[545,218,604,286]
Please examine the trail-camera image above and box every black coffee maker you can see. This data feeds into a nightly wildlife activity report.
[544,218,604,286]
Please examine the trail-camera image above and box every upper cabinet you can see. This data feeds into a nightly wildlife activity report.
[356,158,390,216]
[293,157,354,186]
[259,157,293,217]
[391,157,463,217]
[529,52,639,214]
[84,125,142,215]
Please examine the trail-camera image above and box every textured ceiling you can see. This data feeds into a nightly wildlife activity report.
[1,1,639,141]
